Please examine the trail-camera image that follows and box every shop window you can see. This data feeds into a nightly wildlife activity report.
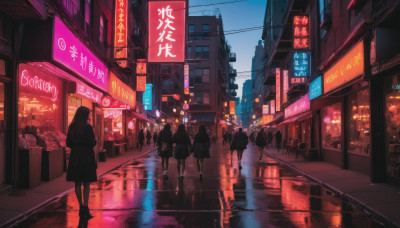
[347,89,370,156]
[321,103,341,150]
[203,92,210,105]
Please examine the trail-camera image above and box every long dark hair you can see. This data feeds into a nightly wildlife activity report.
[197,125,207,136]
[163,124,171,132]
[177,124,185,133]
[68,106,90,135]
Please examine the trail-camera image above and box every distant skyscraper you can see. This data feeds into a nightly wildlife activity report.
[241,79,253,128]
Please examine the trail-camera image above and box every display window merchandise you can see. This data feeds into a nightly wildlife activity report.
[321,103,342,151]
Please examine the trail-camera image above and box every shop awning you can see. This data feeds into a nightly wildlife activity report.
[263,113,284,126]
[130,111,156,124]
[278,111,312,126]
[190,112,216,123]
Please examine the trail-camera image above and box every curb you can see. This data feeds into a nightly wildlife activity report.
[2,147,157,228]
[264,151,398,228]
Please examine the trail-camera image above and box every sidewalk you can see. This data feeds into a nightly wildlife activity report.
[264,146,400,227]
[0,145,157,227]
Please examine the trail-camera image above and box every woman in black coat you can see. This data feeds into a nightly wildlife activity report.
[157,124,173,179]
[66,106,97,219]
[192,125,210,180]
[138,129,144,151]
[232,128,248,169]
[172,124,191,180]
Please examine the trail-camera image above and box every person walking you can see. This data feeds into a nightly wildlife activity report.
[223,132,228,146]
[146,130,152,146]
[66,106,97,219]
[192,125,210,180]
[232,128,248,169]
[157,124,173,180]
[172,124,191,181]
[255,128,267,161]
[276,130,282,152]
[138,129,144,151]
[153,132,158,147]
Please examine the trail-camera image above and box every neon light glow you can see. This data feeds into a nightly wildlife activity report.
[229,101,236,115]
[270,100,275,115]
[262,105,269,115]
[136,59,147,75]
[324,41,364,93]
[283,70,289,103]
[101,96,129,109]
[148,1,186,62]
[104,109,122,119]
[291,77,307,84]
[53,17,108,91]
[276,68,281,112]
[137,76,146,91]
[293,52,310,77]
[76,81,103,104]
[184,64,189,94]
[19,65,59,102]
[293,15,309,49]
[114,0,128,68]
[143,84,152,111]
[109,72,136,108]
[183,103,189,110]
[309,76,322,100]
[285,94,310,118]
[162,96,168,102]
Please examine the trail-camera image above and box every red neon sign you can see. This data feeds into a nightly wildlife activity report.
[148,1,186,62]
[101,96,129,109]
[115,0,128,68]
[162,96,168,102]
[270,100,275,115]
[285,94,310,118]
[262,105,269,115]
[137,76,146,92]
[276,68,281,112]
[229,101,236,115]
[293,15,309,49]
[283,70,289,104]
[136,59,147,75]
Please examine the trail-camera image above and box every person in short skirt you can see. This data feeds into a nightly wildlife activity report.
[172,124,191,180]
[192,125,210,180]
[157,124,173,179]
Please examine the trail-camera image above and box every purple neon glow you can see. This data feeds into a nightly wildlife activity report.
[53,17,108,91]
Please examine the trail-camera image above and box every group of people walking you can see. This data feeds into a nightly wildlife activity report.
[137,129,159,151]
[157,124,211,181]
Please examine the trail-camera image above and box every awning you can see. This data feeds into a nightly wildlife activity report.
[263,113,284,126]
[278,111,312,126]
[190,112,216,123]
[130,111,156,124]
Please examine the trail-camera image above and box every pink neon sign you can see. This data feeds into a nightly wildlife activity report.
[284,93,310,118]
[53,17,108,91]
[19,64,59,102]
[76,81,103,104]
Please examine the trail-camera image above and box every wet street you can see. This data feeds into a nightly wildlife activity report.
[16,142,385,228]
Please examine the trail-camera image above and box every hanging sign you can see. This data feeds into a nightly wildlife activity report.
[143,84,153,110]
[148,1,186,62]
[283,70,289,103]
[309,76,322,100]
[229,101,236,115]
[184,64,189,94]
[101,96,129,109]
[114,0,128,68]
[53,17,108,91]
[293,15,309,49]
[76,81,103,104]
[104,109,123,119]
[137,76,147,91]
[262,105,269,115]
[285,94,310,118]
[162,96,168,102]
[293,52,310,77]
[108,72,136,108]
[136,59,147,75]
[276,68,281,111]
[270,100,276,115]
[324,41,364,93]
[183,103,189,110]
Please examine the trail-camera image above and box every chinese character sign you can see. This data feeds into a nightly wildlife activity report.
[148,1,186,62]
[285,94,310,118]
[229,101,235,115]
[53,17,108,91]
[262,105,269,115]
[143,84,153,110]
[114,0,128,67]
[283,70,289,103]
[108,72,136,108]
[136,59,147,75]
[293,15,309,49]
[276,68,281,112]
[291,77,307,84]
[293,52,310,77]
[309,76,322,100]
[137,76,146,91]
[184,64,189,94]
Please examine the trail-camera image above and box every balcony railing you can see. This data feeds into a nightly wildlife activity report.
[229,53,236,62]
[229,69,237,78]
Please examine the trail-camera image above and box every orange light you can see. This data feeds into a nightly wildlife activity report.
[324,41,364,93]
[255,98,259,103]
[162,96,168,102]
[229,101,235,115]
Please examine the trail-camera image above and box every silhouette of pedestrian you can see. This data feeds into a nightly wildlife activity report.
[276,130,282,152]
[192,125,210,180]
[153,132,158,147]
[138,129,144,151]
[255,128,267,160]
[232,128,248,169]
[146,131,151,146]
[158,124,173,180]
[66,106,97,219]
[172,124,191,180]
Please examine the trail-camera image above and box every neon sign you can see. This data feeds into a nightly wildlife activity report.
[19,66,58,102]
[293,15,309,49]
[283,70,289,103]
[148,1,186,62]
[109,72,136,108]
[262,105,269,115]
[229,101,235,115]
[276,68,281,111]
[104,109,122,119]
[270,100,275,115]
[76,81,102,104]
[293,52,310,77]
[309,76,322,100]
[101,96,129,109]
[184,64,189,94]
[291,77,307,84]
[53,17,108,91]
[324,41,364,93]
[136,59,147,75]
[114,0,128,68]
[285,94,310,118]
[137,76,146,92]
[143,84,152,111]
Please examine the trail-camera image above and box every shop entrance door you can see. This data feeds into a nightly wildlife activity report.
[0,83,5,184]
[94,107,103,156]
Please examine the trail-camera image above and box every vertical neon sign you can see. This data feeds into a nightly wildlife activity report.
[293,15,309,49]
[283,70,289,104]
[148,1,186,62]
[262,105,269,115]
[270,100,275,115]
[137,76,146,91]
[184,64,189,94]
[229,101,236,115]
[115,0,128,68]
[275,68,281,112]
[143,84,153,111]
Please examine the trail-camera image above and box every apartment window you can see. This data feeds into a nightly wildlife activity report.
[85,0,93,26]
[195,46,209,58]
[189,68,194,86]
[187,46,191,59]
[99,15,107,44]
[62,0,81,17]
[203,92,210,105]
[188,24,195,33]
[202,24,210,33]
[195,91,203,104]
[193,68,210,84]
[202,69,210,83]
[319,0,332,36]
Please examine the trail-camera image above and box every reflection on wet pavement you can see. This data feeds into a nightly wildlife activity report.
[16,143,385,227]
